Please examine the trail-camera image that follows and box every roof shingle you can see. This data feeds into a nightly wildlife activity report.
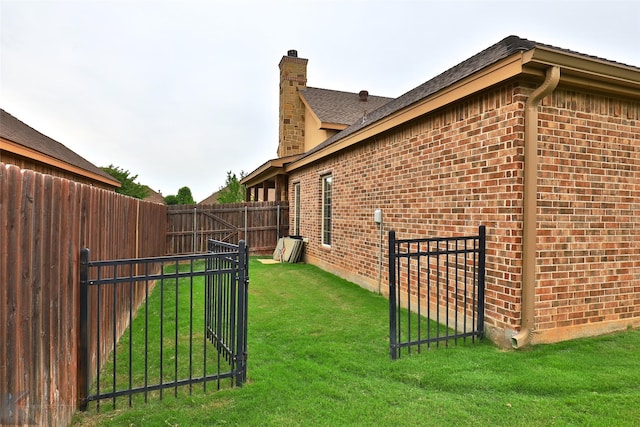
[299,87,392,126]
[0,109,118,184]
[297,35,639,161]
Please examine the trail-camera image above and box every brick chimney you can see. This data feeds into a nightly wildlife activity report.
[278,50,308,158]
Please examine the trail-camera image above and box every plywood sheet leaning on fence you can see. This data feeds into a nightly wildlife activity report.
[273,237,303,263]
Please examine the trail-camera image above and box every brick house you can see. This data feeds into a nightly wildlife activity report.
[242,50,391,203]
[1,109,120,189]
[243,36,640,348]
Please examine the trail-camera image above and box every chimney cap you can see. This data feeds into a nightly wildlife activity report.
[287,50,298,58]
[359,90,369,101]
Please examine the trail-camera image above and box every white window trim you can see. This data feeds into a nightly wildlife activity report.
[321,174,332,247]
[293,182,301,236]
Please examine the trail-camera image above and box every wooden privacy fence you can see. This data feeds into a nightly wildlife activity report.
[0,163,166,427]
[166,202,289,255]
[1,163,290,426]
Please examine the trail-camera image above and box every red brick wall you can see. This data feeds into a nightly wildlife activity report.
[289,80,640,347]
[536,88,640,342]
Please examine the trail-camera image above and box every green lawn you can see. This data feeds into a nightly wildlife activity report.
[73,258,640,426]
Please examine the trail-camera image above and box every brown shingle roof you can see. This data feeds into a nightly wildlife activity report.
[0,109,118,185]
[296,35,640,162]
[299,87,392,126]
[199,190,221,205]
[143,186,166,204]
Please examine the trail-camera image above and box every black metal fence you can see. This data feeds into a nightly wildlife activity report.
[78,239,248,410]
[205,239,248,385]
[388,226,486,359]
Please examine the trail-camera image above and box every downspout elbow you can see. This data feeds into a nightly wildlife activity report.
[516,66,560,349]
[511,329,530,349]
[525,66,561,113]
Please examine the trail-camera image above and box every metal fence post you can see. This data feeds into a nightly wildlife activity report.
[235,240,248,385]
[477,225,486,337]
[78,248,90,410]
[388,230,398,360]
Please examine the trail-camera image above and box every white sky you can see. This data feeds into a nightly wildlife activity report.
[2,0,639,202]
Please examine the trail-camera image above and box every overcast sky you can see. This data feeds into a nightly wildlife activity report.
[2,0,639,202]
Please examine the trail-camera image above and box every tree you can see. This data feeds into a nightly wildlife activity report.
[164,194,179,205]
[164,186,195,205]
[176,186,195,204]
[216,171,246,204]
[101,164,149,199]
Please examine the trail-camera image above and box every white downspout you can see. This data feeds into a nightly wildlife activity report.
[512,66,560,349]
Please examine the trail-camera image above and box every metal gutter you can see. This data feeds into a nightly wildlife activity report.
[523,47,640,88]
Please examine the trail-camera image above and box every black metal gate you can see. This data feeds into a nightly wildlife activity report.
[78,239,248,410]
[388,226,486,359]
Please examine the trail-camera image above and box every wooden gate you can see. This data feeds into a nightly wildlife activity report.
[166,202,289,255]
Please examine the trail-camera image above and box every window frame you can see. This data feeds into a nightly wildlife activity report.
[293,182,301,236]
[321,174,332,247]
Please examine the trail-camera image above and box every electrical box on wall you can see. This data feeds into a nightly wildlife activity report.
[374,209,382,224]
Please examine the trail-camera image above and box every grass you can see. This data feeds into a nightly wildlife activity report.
[73,258,640,426]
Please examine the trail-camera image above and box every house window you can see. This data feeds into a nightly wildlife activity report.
[321,175,332,246]
[293,182,301,236]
